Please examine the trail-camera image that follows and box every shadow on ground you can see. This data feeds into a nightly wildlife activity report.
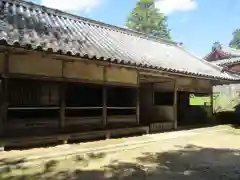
[0,145,240,180]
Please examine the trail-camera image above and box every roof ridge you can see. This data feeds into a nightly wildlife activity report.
[10,0,177,46]
[220,44,240,53]
[211,57,240,66]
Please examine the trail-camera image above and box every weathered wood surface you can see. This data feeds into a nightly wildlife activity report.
[177,77,212,93]
[150,122,174,133]
[9,53,62,77]
[0,126,149,147]
[6,118,59,129]
[173,80,178,129]
[65,117,103,126]
[5,51,139,85]
[0,53,4,73]
[107,115,137,123]
[105,66,138,85]
[63,61,104,81]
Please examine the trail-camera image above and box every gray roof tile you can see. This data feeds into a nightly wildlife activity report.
[0,0,239,80]
[207,43,240,59]
[219,45,240,57]
[211,57,240,66]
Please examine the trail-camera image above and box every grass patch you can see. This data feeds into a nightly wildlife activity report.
[189,96,211,106]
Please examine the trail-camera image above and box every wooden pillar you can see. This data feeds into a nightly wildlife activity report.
[102,85,107,126]
[173,80,178,129]
[136,72,140,125]
[0,51,9,136]
[0,79,2,135]
[210,87,215,124]
[102,65,107,127]
[59,83,65,128]
[0,78,8,135]
[0,78,8,136]
[0,78,7,150]
[136,87,140,125]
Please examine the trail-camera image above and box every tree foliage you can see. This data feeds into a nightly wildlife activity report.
[229,29,240,49]
[126,0,171,40]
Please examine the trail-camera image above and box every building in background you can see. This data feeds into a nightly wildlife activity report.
[205,42,240,112]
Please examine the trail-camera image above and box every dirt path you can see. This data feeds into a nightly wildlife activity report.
[0,125,229,160]
[1,125,240,180]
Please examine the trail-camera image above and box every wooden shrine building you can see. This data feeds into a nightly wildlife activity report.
[205,42,240,72]
[0,0,239,148]
[205,42,240,112]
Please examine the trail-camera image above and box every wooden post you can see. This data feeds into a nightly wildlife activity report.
[102,85,107,126]
[0,51,9,137]
[210,87,215,124]
[0,78,7,151]
[0,79,5,136]
[60,83,65,129]
[173,80,178,129]
[0,79,4,135]
[136,87,140,125]
[136,72,140,125]
[102,66,107,127]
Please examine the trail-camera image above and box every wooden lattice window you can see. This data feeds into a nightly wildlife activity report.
[8,80,59,107]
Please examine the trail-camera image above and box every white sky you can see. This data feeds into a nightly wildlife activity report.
[155,0,197,14]
[39,0,197,14]
[40,0,103,13]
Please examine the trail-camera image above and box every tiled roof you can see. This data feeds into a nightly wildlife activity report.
[206,43,240,59]
[211,57,240,66]
[217,45,240,57]
[0,0,239,80]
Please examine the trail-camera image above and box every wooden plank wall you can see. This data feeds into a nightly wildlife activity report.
[177,77,212,93]
[105,66,138,85]
[63,61,104,81]
[9,53,62,77]
[4,51,138,86]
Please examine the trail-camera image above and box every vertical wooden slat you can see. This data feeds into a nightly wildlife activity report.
[173,80,178,129]
[210,87,215,124]
[136,72,140,125]
[0,79,3,135]
[1,51,9,136]
[60,83,65,128]
[102,85,107,126]
[136,87,140,125]
[151,83,154,105]
[102,66,107,126]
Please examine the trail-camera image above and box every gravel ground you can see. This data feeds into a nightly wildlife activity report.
[0,125,240,180]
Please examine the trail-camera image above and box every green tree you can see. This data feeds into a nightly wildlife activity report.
[126,0,171,39]
[229,29,240,49]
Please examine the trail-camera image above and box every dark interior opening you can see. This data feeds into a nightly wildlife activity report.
[5,79,60,138]
[8,109,59,120]
[154,91,174,105]
[65,83,103,122]
[65,108,102,117]
[106,86,137,126]
[107,86,136,107]
[107,108,136,116]
[7,79,60,126]
[8,79,59,107]
[66,83,102,107]
[107,108,137,128]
